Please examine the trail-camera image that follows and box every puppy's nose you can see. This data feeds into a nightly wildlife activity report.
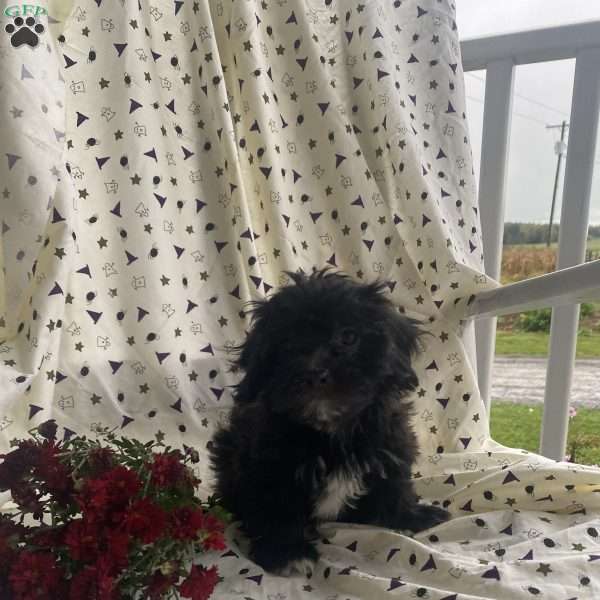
[309,368,330,386]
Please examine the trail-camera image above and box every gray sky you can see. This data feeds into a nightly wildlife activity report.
[456,0,600,224]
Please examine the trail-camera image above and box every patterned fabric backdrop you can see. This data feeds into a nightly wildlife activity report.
[1,0,600,598]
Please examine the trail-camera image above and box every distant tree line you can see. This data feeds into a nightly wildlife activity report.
[503,223,600,246]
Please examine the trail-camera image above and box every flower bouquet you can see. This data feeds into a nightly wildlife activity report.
[0,420,229,599]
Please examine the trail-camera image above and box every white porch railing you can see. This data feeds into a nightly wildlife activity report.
[460,22,600,461]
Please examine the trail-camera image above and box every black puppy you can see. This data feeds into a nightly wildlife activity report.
[210,269,449,575]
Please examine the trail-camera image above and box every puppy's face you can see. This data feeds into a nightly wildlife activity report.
[234,270,422,433]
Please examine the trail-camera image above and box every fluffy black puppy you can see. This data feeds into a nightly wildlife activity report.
[210,269,449,575]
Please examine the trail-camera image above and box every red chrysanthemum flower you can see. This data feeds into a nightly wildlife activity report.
[8,550,64,600]
[68,557,119,600]
[106,464,141,497]
[69,565,97,600]
[201,513,225,534]
[65,519,130,570]
[150,451,187,488]
[145,568,180,599]
[178,565,219,600]
[106,531,130,570]
[124,498,167,544]
[0,441,41,492]
[65,519,100,562]
[78,465,141,523]
[34,441,73,503]
[198,513,226,551]
[168,506,206,540]
[201,531,227,552]
[94,554,120,600]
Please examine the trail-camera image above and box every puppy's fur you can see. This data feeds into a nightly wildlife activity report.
[210,270,449,575]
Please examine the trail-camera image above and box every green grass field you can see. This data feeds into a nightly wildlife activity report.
[510,238,600,252]
[495,330,600,357]
[490,401,600,465]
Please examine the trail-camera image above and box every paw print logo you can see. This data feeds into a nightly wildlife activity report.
[5,15,45,48]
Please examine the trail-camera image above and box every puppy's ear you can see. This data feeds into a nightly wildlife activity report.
[391,313,423,357]
[388,312,424,392]
[232,301,270,403]
[358,278,423,391]
[359,278,423,353]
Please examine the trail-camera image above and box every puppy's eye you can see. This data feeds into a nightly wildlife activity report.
[340,328,358,346]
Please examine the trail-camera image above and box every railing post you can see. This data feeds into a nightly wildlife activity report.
[540,48,600,460]
[474,59,515,415]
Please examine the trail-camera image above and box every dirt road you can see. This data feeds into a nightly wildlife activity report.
[492,357,600,408]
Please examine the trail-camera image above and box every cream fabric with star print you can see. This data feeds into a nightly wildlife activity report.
[2,0,600,598]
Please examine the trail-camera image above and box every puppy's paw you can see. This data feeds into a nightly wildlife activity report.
[251,539,319,577]
[404,504,450,532]
[274,557,316,578]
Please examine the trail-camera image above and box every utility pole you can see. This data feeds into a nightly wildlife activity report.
[545,121,569,247]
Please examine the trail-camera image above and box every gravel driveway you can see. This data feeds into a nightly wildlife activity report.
[492,356,600,408]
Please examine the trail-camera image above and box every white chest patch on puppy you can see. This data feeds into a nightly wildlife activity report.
[313,467,367,521]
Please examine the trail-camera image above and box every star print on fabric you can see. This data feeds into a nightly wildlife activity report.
[536,563,553,576]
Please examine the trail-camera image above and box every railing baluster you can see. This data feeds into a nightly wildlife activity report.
[474,59,515,415]
[540,48,600,460]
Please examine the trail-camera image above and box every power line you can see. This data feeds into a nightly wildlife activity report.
[463,73,600,166]
[465,98,600,165]
[465,94,548,126]
[465,72,570,117]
